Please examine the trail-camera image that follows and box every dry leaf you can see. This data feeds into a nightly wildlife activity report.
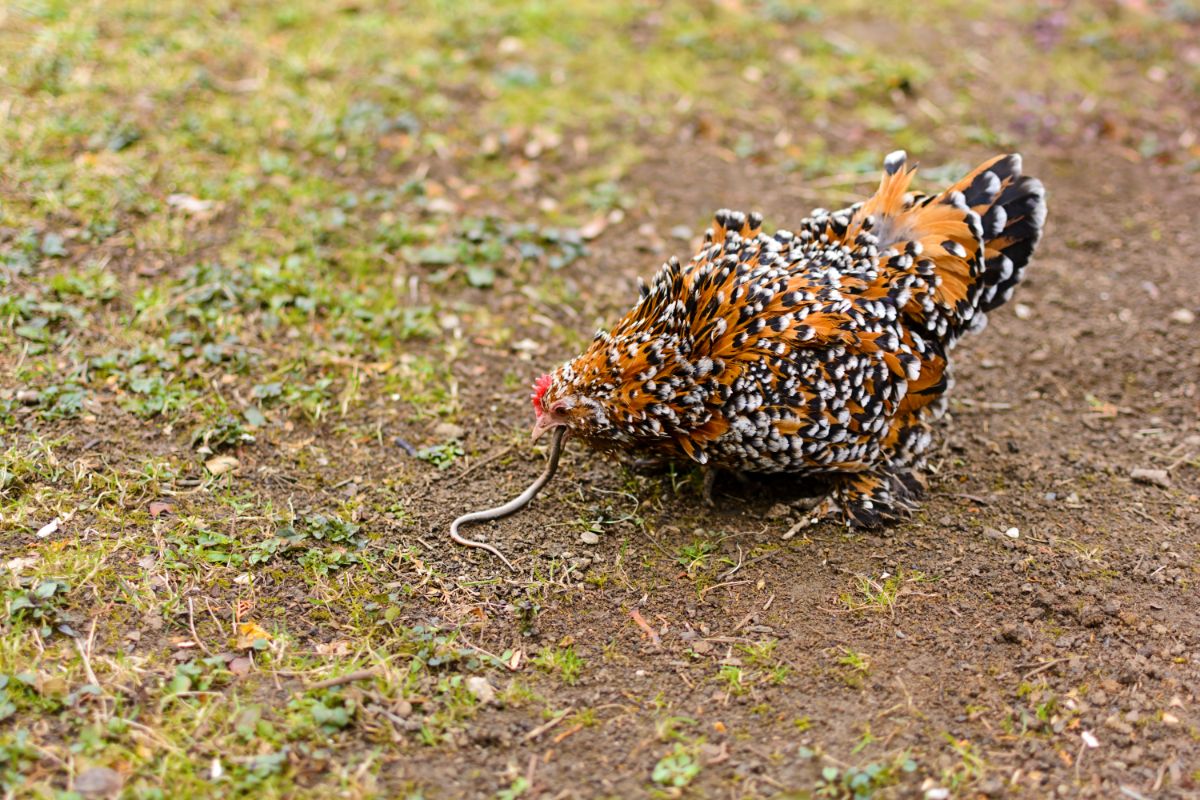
[36,518,60,538]
[579,216,608,240]
[205,455,239,475]
[74,766,124,798]
[166,193,215,215]
[149,501,174,518]
[5,556,39,575]
[236,621,272,650]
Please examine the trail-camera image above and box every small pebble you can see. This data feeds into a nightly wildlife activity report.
[580,531,600,545]
[434,422,465,440]
[1130,467,1170,488]
[1004,527,1020,539]
[1168,308,1195,324]
[465,676,495,705]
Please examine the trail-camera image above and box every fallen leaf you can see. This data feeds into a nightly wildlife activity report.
[579,216,608,240]
[166,193,215,214]
[5,556,39,575]
[236,621,272,650]
[315,639,353,657]
[205,455,239,475]
[229,656,253,676]
[36,518,60,538]
[149,501,174,518]
[74,766,123,798]
[425,196,458,215]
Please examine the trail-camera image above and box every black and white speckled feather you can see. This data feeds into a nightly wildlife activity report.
[532,151,1047,526]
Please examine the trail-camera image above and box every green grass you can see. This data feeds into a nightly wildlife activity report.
[838,568,931,616]
[531,644,584,686]
[2,0,1197,796]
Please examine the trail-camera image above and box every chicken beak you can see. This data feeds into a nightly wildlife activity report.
[531,414,565,444]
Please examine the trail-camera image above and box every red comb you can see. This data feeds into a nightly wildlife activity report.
[531,374,552,415]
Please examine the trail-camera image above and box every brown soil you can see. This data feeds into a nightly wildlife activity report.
[335,146,1200,797]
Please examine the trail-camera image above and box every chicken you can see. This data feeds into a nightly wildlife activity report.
[530,151,1046,526]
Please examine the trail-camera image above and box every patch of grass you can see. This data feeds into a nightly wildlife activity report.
[813,752,920,799]
[676,538,717,576]
[838,568,930,616]
[940,734,986,791]
[532,644,583,686]
[717,664,748,696]
[651,743,702,789]
[415,441,465,470]
[835,648,872,689]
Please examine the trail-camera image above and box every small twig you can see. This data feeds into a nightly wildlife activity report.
[730,611,756,634]
[525,754,538,795]
[1164,451,1194,471]
[717,545,745,580]
[1150,760,1169,793]
[629,608,662,646]
[956,399,1013,410]
[704,742,731,766]
[75,544,120,592]
[699,579,751,598]
[522,708,573,742]
[203,597,228,638]
[457,636,519,671]
[553,724,584,744]
[305,668,381,691]
[456,445,515,480]
[638,526,673,560]
[783,518,814,540]
[1119,786,1150,800]
[1018,656,1072,681]
[125,719,183,754]
[188,598,213,656]
[951,493,993,506]
[74,618,101,688]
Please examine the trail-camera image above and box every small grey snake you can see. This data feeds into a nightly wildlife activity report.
[448,427,566,570]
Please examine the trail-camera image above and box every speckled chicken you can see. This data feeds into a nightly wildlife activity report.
[530,151,1046,526]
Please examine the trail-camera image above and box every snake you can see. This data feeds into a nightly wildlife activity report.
[448,426,566,570]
